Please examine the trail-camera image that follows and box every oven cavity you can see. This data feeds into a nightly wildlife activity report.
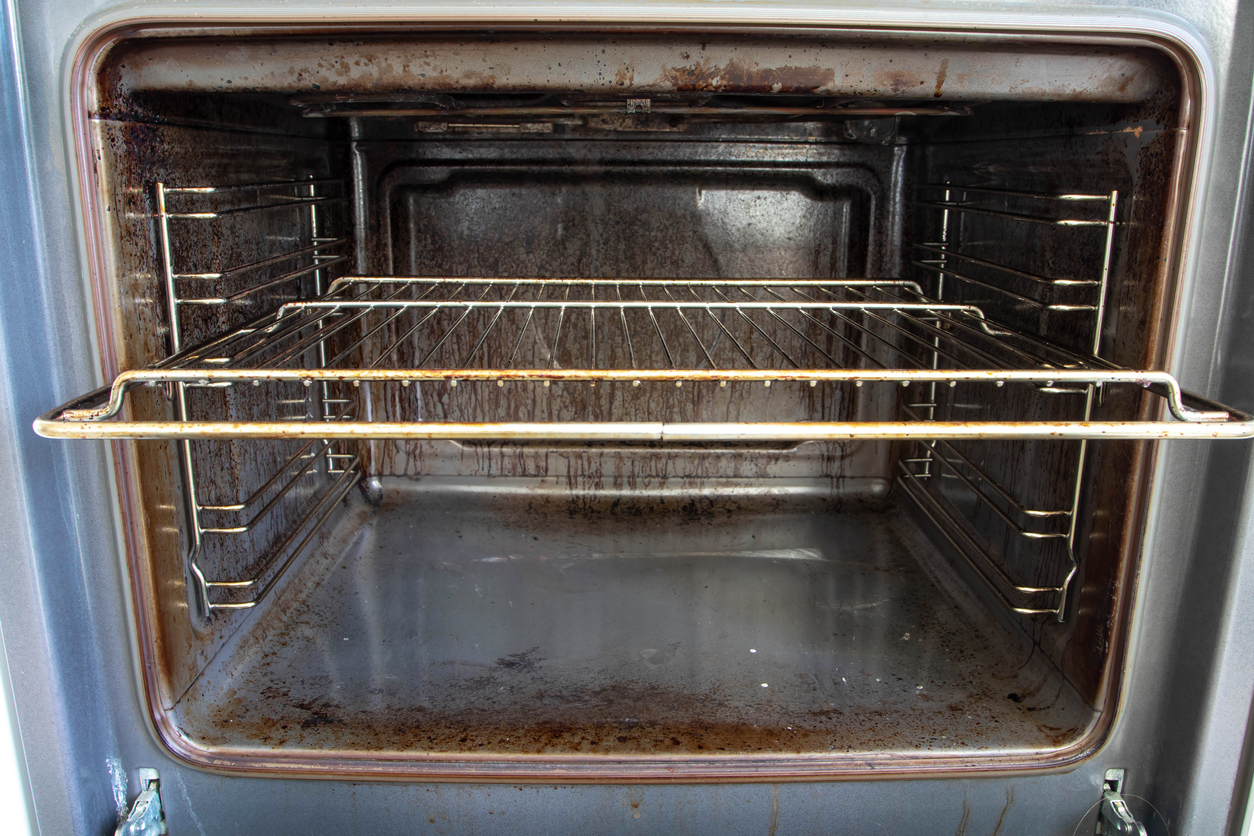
[37,29,1246,777]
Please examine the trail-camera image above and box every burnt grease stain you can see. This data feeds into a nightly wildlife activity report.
[934,58,949,98]
[176,493,1100,759]
[496,647,544,672]
[659,60,835,93]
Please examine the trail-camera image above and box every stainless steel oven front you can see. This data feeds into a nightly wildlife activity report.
[5,1,1254,834]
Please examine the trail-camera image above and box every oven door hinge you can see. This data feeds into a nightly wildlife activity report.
[1097,769,1147,836]
[114,769,167,836]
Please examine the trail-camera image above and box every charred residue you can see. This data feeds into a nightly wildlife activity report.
[175,490,1097,760]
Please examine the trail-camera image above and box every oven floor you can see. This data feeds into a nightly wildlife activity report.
[175,479,1098,759]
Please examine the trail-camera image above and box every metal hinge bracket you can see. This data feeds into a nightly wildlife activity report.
[115,769,167,836]
[1097,769,1147,836]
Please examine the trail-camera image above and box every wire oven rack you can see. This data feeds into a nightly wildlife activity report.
[35,275,1252,441]
[32,180,1254,621]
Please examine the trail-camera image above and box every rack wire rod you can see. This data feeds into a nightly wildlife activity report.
[893,285,1122,372]
[237,282,418,369]
[164,178,345,195]
[174,239,349,281]
[169,270,396,367]
[749,290,894,369]
[913,243,1099,287]
[326,281,453,369]
[832,283,1063,369]
[588,285,597,368]
[205,463,361,610]
[700,286,803,367]
[663,286,718,368]
[917,184,1112,202]
[177,257,350,306]
[271,299,990,313]
[800,286,983,368]
[687,287,757,367]
[300,104,973,119]
[911,260,1097,312]
[327,276,928,291]
[36,417,1254,442]
[617,293,638,369]
[913,200,1112,227]
[899,301,1077,370]
[545,284,572,369]
[747,291,866,370]
[47,368,1235,421]
[643,300,677,369]
[418,284,499,368]
[896,463,1065,615]
[166,195,345,220]
[463,282,523,366]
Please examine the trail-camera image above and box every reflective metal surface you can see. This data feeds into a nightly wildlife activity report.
[169,480,1097,777]
[34,271,1250,438]
[3,2,1254,835]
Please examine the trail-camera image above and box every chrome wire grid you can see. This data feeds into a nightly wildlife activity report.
[36,274,1249,441]
[158,276,1108,376]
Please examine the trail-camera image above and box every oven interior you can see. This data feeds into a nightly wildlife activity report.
[52,30,1223,773]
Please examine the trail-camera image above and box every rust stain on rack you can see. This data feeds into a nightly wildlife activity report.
[32,419,1254,442]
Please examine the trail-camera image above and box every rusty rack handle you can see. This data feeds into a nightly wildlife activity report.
[33,419,1254,442]
[32,265,1254,441]
[39,368,1237,425]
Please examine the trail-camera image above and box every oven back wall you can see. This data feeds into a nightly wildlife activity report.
[356,129,901,483]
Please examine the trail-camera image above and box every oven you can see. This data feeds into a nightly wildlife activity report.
[5,2,1254,834]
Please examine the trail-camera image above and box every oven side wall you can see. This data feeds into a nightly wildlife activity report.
[88,113,349,709]
[906,92,1184,707]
